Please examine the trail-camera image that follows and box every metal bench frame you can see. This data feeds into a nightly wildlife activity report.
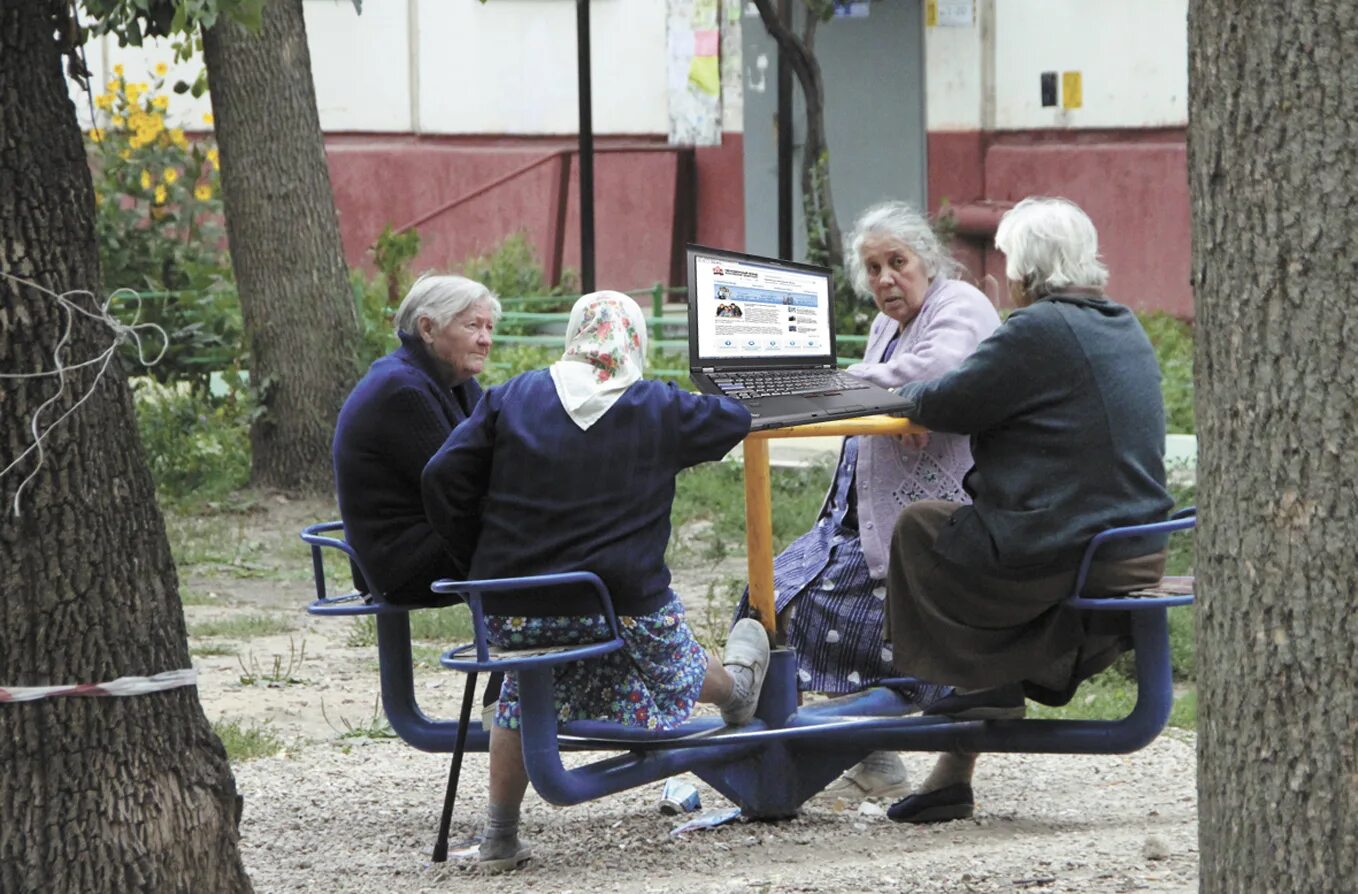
[301,507,1196,825]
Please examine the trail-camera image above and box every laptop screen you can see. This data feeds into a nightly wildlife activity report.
[687,246,836,367]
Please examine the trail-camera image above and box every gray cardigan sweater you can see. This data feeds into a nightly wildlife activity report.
[896,293,1172,578]
[843,277,1000,578]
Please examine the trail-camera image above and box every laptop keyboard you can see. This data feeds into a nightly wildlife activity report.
[711,370,872,400]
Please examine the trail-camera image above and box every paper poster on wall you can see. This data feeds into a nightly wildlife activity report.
[833,1,870,17]
[667,0,726,145]
[926,0,974,27]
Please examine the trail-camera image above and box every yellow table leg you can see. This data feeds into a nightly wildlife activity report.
[742,437,776,637]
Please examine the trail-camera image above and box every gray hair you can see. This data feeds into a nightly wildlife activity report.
[844,200,958,299]
[393,274,501,336]
[994,197,1109,294]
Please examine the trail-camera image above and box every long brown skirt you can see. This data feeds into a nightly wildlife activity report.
[886,500,1165,705]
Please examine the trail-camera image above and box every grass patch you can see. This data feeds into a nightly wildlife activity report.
[180,589,229,606]
[213,718,285,762]
[1026,673,1197,730]
[190,643,239,657]
[1139,311,1195,435]
[189,613,294,639]
[346,606,475,648]
[670,460,831,560]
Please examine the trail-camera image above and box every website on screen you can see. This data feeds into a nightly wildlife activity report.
[693,254,832,359]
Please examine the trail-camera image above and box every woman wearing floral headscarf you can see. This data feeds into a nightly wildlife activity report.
[422,290,768,873]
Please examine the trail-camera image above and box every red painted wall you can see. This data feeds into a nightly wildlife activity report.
[928,128,1193,319]
[323,134,744,293]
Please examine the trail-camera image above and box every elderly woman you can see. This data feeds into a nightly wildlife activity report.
[733,201,1000,802]
[332,274,499,604]
[883,197,1173,824]
[422,291,770,873]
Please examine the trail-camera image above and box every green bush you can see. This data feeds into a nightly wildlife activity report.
[1140,311,1195,434]
[134,378,251,503]
[87,67,238,392]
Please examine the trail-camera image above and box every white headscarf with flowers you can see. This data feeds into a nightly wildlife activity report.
[549,290,650,430]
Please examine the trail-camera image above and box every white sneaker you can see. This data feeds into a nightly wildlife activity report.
[721,619,771,725]
[818,752,910,802]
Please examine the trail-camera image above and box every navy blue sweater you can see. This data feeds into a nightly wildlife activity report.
[422,370,751,617]
[333,333,482,601]
[897,294,1172,578]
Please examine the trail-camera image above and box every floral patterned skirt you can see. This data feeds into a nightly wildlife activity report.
[485,591,709,731]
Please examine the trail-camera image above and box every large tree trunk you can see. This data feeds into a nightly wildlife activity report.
[201,0,360,494]
[1188,2,1358,890]
[0,3,252,891]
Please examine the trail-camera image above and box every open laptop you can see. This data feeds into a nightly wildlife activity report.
[686,244,912,431]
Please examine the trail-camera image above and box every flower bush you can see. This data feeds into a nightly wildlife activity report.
[87,65,240,391]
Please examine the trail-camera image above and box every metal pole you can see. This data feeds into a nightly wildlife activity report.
[576,0,596,292]
[776,0,793,260]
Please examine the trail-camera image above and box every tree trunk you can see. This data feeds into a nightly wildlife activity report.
[752,0,844,270]
[1188,2,1358,890]
[0,3,252,892]
[201,0,360,494]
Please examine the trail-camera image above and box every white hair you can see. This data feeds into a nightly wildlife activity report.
[393,274,501,336]
[844,200,959,299]
[994,197,1109,294]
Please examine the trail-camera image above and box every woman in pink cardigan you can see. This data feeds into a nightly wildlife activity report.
[735,200,1000,802]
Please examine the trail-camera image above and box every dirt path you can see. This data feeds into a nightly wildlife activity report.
[179,495,1199,892]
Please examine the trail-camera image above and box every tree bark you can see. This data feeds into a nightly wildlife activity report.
[201,0,360,494]
[0,3,252,892]
[1188,2,1358,890]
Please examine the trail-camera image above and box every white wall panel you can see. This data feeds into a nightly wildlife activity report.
[305,0,412,132]
[416,0,669,135]
[993,0,1187,129]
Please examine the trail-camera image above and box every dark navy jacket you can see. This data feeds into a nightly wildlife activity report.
[897,294,1172,578]
[422,370,751,617]
[333,332,482,602]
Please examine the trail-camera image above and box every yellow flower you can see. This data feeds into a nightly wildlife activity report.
[195,184,213,201]
[111,115,124,128]
[128,133,146,150]
[95,93,114,110]
[154,62,169,77]
[119,148,131,161]
[113,64,125,77]
[170,128,188,149]
[154,185,167,204]
[140,170,153,190]
[162,167,179,184]
[206,147,220,170]
[94,192,103,206]
[152,95,169,111]
[202,112,214,126]
[88,128,105,143]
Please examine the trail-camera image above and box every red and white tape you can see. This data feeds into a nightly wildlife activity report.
[0,668,197,703]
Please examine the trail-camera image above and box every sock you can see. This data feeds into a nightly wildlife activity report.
[858,750,906,780]
[480,802,521,860]
[918,752,976,794]
[723,663,755,709]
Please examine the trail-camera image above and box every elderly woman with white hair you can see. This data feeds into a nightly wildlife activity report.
[882,196,1173,824]
[733,200,1000,803]
[423,290,770,872]
[333,273,501,604]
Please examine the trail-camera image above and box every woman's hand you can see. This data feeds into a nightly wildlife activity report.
[901,431,930,450]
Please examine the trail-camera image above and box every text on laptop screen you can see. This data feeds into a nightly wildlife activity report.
[693,253,832,360]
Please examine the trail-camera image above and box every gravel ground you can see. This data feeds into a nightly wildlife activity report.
[233,732,1198,893]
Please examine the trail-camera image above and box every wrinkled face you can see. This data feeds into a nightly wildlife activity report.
[420,300,495,386]
[859,233,931,326]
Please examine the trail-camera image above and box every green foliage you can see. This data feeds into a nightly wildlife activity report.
[347,605,474,648]
[212,718,285,762]
[458,232,579,332]
[81,0,265,46]
[351,269,398,370]
[1026,674,1196,731]
[1140,311,1195,434]
[134,378,251,503]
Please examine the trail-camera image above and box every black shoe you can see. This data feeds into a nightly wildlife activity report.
[922,683,1026,720]
[887,783,975,824]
